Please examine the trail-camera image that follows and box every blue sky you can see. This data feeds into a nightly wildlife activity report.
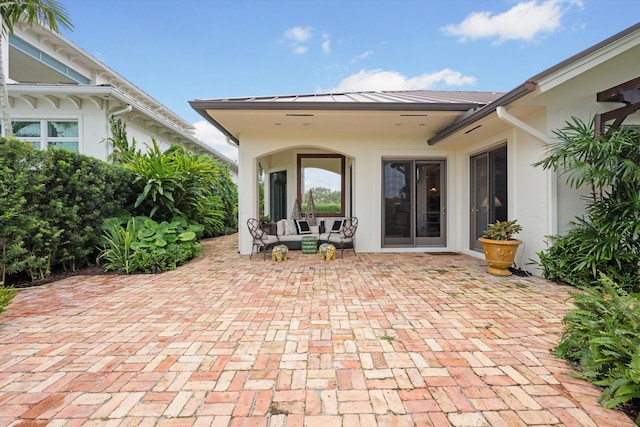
[61,0,639,161]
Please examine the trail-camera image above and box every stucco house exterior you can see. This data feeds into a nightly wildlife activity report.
[2,23,237,179]
[191,22,640,269]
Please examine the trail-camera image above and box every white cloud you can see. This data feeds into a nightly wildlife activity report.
[193,120,238,162]
[351,50,374,64]
[285,26,312,42]
[331,68,477,92]
[322,33,331,53]
[442,0,583,44]
[284,26,312,54]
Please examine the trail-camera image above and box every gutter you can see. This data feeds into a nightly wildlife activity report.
[7,83,233,166]
[427,83,537,145]
[428,23,640,146]
[20,24,194,131]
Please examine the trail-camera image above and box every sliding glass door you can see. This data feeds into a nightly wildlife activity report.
[415,162,445,246]
[470,146,507,251]
[383,160,446,247]
[269,170,287,222]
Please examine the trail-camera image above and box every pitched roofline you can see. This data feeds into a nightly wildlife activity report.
[189,92,496,146]
[192,106,240,146]
[427,83,537,145]
[191,102,482,147]
[8,83,238,172]
[18,23,195,134]
[428,22,640,145]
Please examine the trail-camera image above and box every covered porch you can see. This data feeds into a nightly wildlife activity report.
[190,91,505,257]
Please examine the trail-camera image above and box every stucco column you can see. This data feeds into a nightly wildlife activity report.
[237,153,260,255]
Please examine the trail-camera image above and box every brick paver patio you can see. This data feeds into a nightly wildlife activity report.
[0,234,634,426]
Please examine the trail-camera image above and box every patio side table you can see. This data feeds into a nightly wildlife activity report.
[301,235,318,254]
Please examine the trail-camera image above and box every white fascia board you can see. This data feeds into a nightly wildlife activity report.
[108,89,236,166]
[535,31,640,93]
[8,84,233,165]
[8,84,113,97]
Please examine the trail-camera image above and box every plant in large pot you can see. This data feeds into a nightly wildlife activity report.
[478,220,523,276]
[260,215,274,234]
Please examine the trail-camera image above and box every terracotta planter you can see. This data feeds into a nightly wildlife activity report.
[478,237,522,276]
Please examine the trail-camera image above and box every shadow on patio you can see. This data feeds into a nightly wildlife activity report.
[0,234,634,426]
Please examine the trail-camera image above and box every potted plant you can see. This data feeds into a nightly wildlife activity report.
[478,219,523,276]
[260,215,274,233]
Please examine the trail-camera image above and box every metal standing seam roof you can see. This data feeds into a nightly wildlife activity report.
[191,90,504,108]
[189,90,505,144]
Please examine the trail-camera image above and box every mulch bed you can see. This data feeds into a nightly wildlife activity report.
[6,265,119,289]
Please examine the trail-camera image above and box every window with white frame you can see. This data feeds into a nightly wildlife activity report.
[10,120,79,152]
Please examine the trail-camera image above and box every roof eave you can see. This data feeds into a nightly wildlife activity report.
[189,100,482,112]
[8,84,236,167]
[189,100,486,147]
[18,23,195,133]
[427,83,537,145]
[191,102,240,146]
[428,22,640,146]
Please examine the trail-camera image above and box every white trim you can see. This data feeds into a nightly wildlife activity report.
[496,107,548,144]
[536,30,640,93]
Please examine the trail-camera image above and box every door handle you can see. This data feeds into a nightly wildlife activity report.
[442,207,446,215]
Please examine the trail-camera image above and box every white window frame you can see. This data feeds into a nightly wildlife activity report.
[7,119,80,152]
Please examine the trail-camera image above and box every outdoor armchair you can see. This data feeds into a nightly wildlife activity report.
[247,218,280,260]
[327,216,358,258]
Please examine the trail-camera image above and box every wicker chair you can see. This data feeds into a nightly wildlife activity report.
[327,217,358,258]
[247,218,280,260]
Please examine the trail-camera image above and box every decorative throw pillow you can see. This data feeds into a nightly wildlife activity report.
[276,220,285,236]
[331,219,344,232]
[285,219,297,235]
[295,219,312,235]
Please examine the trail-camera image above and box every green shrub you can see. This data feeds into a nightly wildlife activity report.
[99,216,203,274]
[557,275,640,415]
[534,118,640,293]
[126,140,227,236]
[538,196,640,292]
[210,160,238,235]
[0,137,136,284]
[98,217,140,274]
[0,139,45,282]
[0,286,17,324]
[129,216,203,272]
[301,203,341,214]
[0,127,235,285]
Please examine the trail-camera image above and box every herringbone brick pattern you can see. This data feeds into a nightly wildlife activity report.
[0,234,634,426]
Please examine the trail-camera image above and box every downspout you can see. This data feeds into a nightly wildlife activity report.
[496,106,548,144]
[109,104,132,118]
[496,105,556,250]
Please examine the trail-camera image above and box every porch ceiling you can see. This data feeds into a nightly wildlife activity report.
[9,46,77,84]
[191,90,505,145]
[200,108,468,142]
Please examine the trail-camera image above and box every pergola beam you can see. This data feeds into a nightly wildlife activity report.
[595,76,640,139]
